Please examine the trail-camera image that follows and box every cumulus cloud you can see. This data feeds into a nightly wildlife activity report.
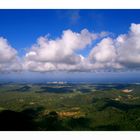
[89,23,140,70]
[0,37,22,72]
[23,29,103,72]
[89,38,116,63]
[0,37,17,62]
[1,23,140,73]
[116,23,140,68]
[89,37,123,70]
[23,24,140,72]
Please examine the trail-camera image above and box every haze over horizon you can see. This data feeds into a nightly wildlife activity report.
[0,9,140,82]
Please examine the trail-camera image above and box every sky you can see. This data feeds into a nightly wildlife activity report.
[0,9,140,83]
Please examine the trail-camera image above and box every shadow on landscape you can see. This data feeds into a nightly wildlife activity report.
[0,110,35,130]
[0,108,92,131]
[0,106,44,131]
[39,111,67,131]
[95,84,129,90]
[9,86,31,92]
[94,124,120,131]
[92,98,140,111]
[0,99,139,131]
[66,117,91,130]
[37,86,73,93]
[78,88,91,93]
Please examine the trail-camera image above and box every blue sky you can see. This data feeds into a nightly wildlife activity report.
[0,9,140,83]
[0,9,140,56]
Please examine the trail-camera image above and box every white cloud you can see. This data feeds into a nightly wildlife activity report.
[116,23,140,68]
[24,29,101,72]
[1,23,140,73]
[0,37,22,72]
[89,37,116,63]
[88,23,140,70]
[0,37,17,62]
[89,37,123,70]
[24,24,140,72]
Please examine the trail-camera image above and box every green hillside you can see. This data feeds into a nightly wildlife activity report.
[0,83,139,130]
